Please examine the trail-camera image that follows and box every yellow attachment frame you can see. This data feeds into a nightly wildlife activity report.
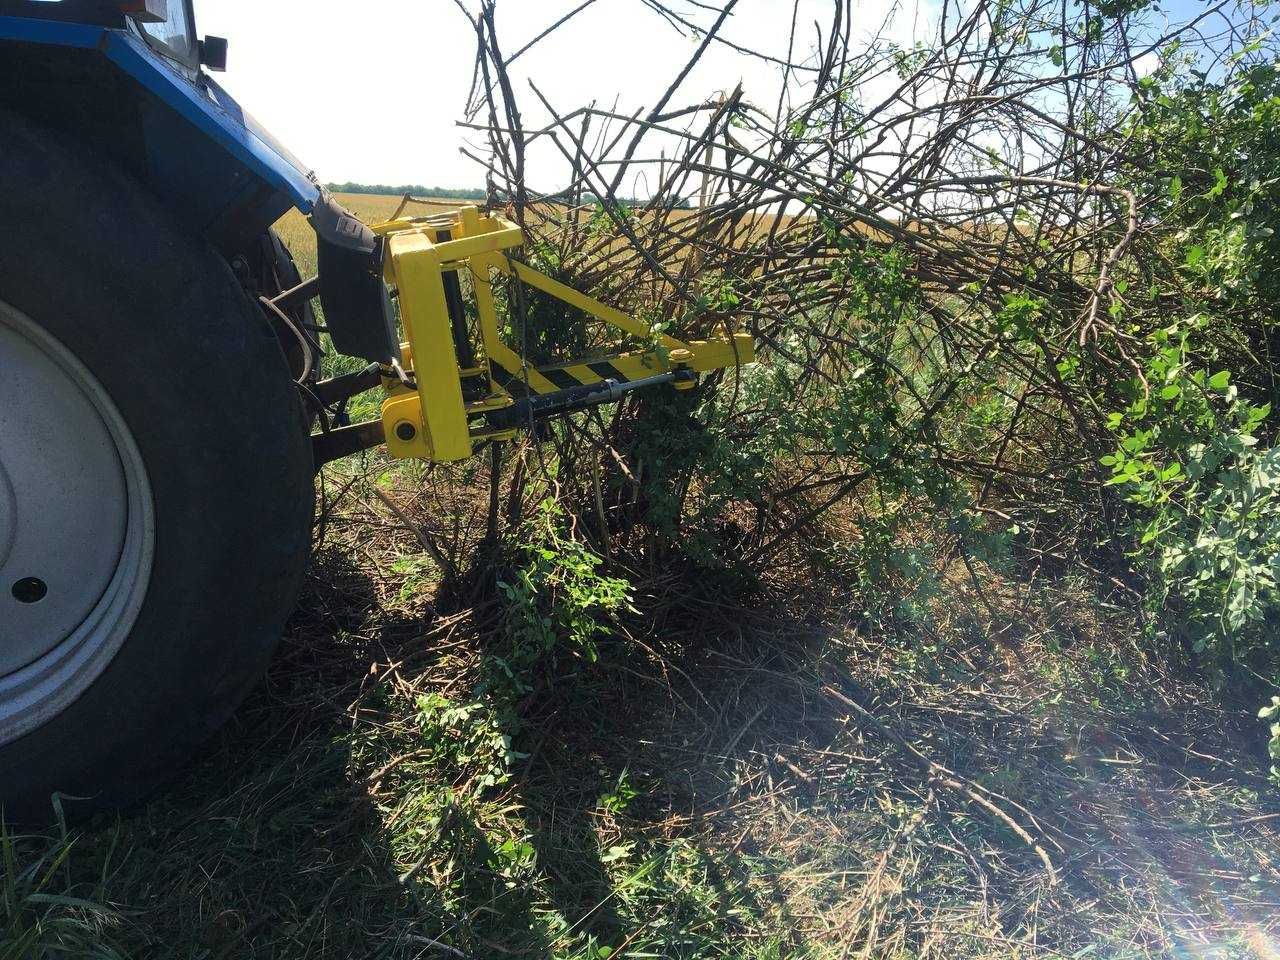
[374,206,754,463]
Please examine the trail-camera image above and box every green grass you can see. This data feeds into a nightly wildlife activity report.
[6,463,1280,957]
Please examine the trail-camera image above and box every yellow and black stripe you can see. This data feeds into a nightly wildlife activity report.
[488,350,670,396]
[490,350,668,398]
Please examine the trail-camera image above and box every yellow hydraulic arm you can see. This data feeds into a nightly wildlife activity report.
[362,205,755,464]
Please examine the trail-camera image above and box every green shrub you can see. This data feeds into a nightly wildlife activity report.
[497,499,633,675]
[1103,324,1278,656]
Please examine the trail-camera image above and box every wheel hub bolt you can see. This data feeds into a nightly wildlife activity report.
[11,576,47,604]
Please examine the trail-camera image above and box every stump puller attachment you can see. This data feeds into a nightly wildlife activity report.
[311,204,755,467]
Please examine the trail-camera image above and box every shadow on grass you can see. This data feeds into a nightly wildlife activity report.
[182,548,823,957]
[11,546,1280,959]
[45,545,564,958]
[488,603,826,957]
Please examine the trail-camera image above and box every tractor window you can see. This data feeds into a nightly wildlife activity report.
[139,0,196,65]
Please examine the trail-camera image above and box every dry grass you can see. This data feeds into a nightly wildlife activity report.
[6,453,1279,958]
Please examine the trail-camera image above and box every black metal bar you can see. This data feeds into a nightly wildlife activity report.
[436,230,478,372]
[487,369,694,430]
[270,274,321,312]
[312,362,384,407]
[312,420,385,468]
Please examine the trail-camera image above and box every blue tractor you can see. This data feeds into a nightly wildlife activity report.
[0,0,338,821]
[0,1,753,820]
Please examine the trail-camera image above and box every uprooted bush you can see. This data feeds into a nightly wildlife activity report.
[445,0,1280,771]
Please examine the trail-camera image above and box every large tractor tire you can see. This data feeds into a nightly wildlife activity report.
[0,111,314,822]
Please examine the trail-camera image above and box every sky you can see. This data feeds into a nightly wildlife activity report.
[196,0,915,191]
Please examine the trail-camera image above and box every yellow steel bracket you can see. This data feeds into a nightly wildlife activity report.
[374,206,755,463]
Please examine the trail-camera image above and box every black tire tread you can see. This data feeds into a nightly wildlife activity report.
[0,108,313,822]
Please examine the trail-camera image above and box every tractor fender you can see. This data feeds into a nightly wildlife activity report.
[0,14,320,256]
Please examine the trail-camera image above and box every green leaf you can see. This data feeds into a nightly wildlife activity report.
[1185,245,1205,267]
[1169,175,1183,202]
[1208,370,1231,391]
[601,844,633,863]
[1206,167,1228,199]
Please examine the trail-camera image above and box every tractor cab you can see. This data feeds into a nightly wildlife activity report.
[133,0,202,72]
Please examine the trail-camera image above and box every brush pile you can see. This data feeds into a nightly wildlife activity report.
[438,1,1280,666]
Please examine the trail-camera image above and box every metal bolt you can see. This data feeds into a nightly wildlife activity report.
[12,577,47,604]
[395,421,417,442]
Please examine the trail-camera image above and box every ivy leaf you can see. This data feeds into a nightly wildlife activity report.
[1205,167,1228,199]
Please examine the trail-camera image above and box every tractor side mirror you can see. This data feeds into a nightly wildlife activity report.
[199,36,228,72]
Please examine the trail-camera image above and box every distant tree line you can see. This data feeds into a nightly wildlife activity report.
[326,182,692,209]
[326,182,487,200]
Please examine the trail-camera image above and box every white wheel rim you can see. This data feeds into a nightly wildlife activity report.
[0,298,154,747]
